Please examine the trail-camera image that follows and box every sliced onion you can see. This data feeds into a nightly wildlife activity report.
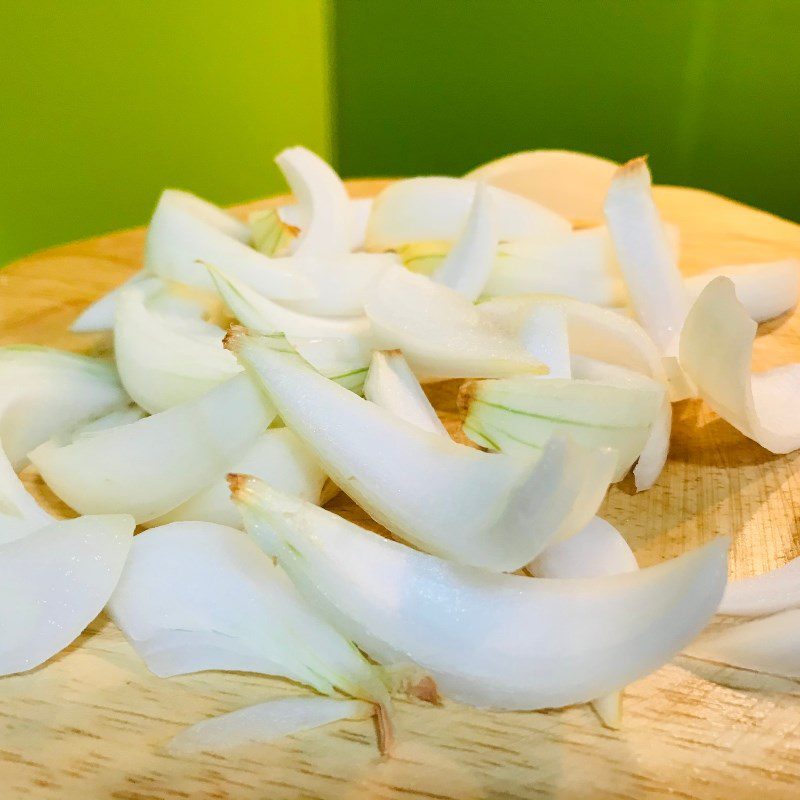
[0,446,52,544]
[249,208,297,256]
[679,277,800,453]
[168,697,374,755]
[685,259,800,323]
[518,304,571,378]
[114,287,240,414]
[365,177,570,250]
[718,557,800,617]
[364,269,545,381]
[150,428,327,528]
[0,346,129,469]
[233,477,728,710]
[363,351,448,437]
[70,269,151,333]
[280,198,373,251]
[107,521,389,707]
[432,182,496,301]
[604,158,689,355]
[684,609,800,678]
[228,330,614,571]
[466,149,619,222]
[0,514,133,675]
[30,374,274,523]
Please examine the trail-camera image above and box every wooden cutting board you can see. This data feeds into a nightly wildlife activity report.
[1,181,800,800]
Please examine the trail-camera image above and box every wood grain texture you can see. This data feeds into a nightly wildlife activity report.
[2,181,800,800]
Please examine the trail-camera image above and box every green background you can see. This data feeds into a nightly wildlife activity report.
[2,0,798,265]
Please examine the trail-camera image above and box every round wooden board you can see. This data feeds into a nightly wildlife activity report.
[2,180,800,800]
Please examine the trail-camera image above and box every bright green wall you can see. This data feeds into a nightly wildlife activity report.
[0,0,331,265]
[331,0,800,222]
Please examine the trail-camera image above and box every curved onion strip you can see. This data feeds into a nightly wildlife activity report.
[114,288,240,414]
[363,351,448,437]
[249,208,297,256]
[150,428,326,529]
[365,177,570,250]
[679,277,800,453]
[228,330,614,571]
[432,182,496,301]
[460,373,663,482]
[364,269,545,381]
[279,198,373,252]
[518,305,571,378]
[529,516,638,728]
[168,697,374,755]
[718,557,800,618]
[30,374,274,523]
[70,269,151,333]
[275,147,352,257]
[233,476,729,710]
[684,609,800,678]
[0,514,133,676]
[685,259,800,324]
[144,189,315,300]
[107,521,388,707]
[0,346,129,469]
[604,159,689,355]
[0,446,52,544]
[466,149,619,222]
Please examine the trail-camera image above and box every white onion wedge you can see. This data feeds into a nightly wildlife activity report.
[144,189,315,300]
[518,305,571,378]
[229,330,613,570]
[0,514,133,675]
[432,182,496,301]
[107,521,389,708]
[151,428,326,528]
[365,177,570,250]
[718,557,800,617]
[364,269,545,381]
[280,198,373,251]
[275,146,352,257]
[0,346,129,469]
[604,158,689,355]
[114,287,240,414]
[466,150,619,222]
[30,374,274,523]
[363,351,448,437]
[70,269,151,333]
[685,259,800,323]
[233,477,729,709]
[168,697,374,755]
[679,277,800,453]
[460,373,664,482]
[0,446,52,544]
[684,609,800,678]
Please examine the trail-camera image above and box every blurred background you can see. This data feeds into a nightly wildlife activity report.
[1,0,798,265]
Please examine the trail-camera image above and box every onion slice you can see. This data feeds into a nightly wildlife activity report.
[249,208,296,256]
[0,446,52,544]
[0,514,134,676]
[718,557,800,618]
[30,374,274,523]
[233,476,729,710]
[70,269,150,333]
[365,177,570,250]
[228,330,614,570]
[280,198,373,252]
[679,277,800,453]
[168,697,374,755]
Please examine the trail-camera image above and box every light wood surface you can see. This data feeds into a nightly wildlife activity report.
[2,180,800,800]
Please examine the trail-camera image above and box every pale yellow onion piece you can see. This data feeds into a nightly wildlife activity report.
[529,516,638,728]
[228,330,614,571]
[70,269,151,333]
[114,287,240,414]
[0,445,52,544]
[30,374,275,523]
[169,697,374,755]
[363,351,448,437]
[364,268,545,381]
[432,182,496,301]
[684,609,800,678]
[604,158,690,356]
[144,189,315,300]
[0,345,129,469]
[275,146,352,257]
[679,277,800,453]
[233,477,729,710]
[685,259,800,323]
[0,514,134,676]
[466,149,619,222]
[248,208,297,256]
[718,557,800,617]
[365,177,570,250]
[280,198,373,251]
[150,428,327,529]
